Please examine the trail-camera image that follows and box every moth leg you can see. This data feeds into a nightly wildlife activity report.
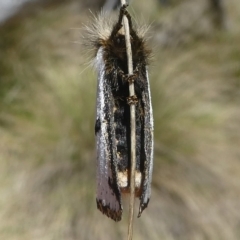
[110,4,128,38]
[126,73,138,84]
[117,67,129,83]
[116,66,138,83]
[127,95,138,105]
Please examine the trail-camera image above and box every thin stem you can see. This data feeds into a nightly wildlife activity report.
[120,1,136,240]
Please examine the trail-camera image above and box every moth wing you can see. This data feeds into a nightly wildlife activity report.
[95,48,122,221]
[138,69,154,217]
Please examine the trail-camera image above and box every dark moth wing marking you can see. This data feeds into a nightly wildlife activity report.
[95,47,122,221]
[95,118,101,135]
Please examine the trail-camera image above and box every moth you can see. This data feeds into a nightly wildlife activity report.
[84,5,154,221]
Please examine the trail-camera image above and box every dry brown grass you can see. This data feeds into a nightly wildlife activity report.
[0,0,240,239]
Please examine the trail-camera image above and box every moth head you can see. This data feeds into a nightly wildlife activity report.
[83,12,151,73]
[83,11,150,61]
[108,32,127,61]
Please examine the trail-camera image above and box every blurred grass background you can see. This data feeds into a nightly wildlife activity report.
[0,0,240,239]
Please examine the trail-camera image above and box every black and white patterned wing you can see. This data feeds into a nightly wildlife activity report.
[138,68,154,217]
[95,47,122,221]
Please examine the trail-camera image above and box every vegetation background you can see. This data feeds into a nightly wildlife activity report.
[0,0,240,239]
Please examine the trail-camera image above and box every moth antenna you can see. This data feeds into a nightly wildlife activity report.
[110,4,128,38]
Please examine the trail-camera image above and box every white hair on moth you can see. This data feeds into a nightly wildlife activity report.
[133,16,151,39]
[83,10,149,55]
[84,11,117,42]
